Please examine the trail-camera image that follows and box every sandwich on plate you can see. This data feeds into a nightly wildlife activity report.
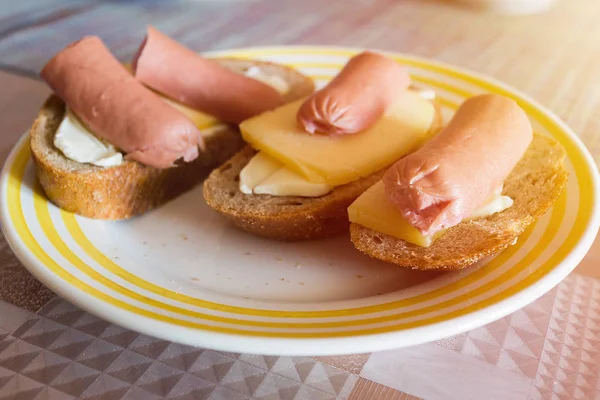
[203,51,444,240]
[30,27,314,219]
[205,50,567,270]
[348,93,568,270]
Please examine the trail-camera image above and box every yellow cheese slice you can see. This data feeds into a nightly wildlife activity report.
[348,181,514,247]
[240,90,436,186]
[348,182,436,247]
[123,63,220,131]
[161,97,220,131]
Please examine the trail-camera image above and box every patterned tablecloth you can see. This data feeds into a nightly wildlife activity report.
[1,1,600,399]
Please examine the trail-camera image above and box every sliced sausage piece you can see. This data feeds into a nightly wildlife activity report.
[383,94,533,235]
[297,51,411,135]
[41,36,203,169]
[132,26,284,124]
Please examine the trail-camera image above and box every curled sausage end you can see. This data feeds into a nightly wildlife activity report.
[296,93,368,135]
[383,160,460,236]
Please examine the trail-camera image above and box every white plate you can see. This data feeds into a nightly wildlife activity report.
[1,46,599,356]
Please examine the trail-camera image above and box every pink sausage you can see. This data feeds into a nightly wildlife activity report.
[383,94,533,236]
[297,51,411,135]
[132,26,284,124]
[41,36,203,169]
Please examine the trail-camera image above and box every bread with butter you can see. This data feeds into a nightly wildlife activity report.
[30,58,315,220]
[350,133,568,270]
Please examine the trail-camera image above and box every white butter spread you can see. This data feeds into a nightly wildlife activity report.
[254,167,332,197]
[55,106,225,168]
[244,66,290,95]
[54,108,123,167]
[239,152,282,194]
[465,185,513,221]
[240,151,332,197]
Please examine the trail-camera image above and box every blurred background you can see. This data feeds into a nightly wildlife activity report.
[0,0,598,153]
[4,0,599,167]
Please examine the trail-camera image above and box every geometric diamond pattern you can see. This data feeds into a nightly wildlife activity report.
[5,273,600,399]
[79,374,130,400]
[532,274,600,399]
[0,374,44,400]
[31,387,75,400]
[75,339,123,371]
[105,350,153,384]
[20,351,70,385]
[158,343,202,372]
[10,273,600,400]
[72,314,111,338]
[48,328,95,360]
[136,361,184,396]
[127,335,170,360]
[99,326,139,349]
[166,373,215,400]
[220,361,268,396]
[189,351,236,384]
[49,362,101,397]
[3,272,600,400]
[122,386,163,400]
[0,298,358,399]
[16,319,65,349]
[8,272,600,399]
[39,299,84,326]
[0,339,43,373]
[453,286,558,378]
[0,366,13,390]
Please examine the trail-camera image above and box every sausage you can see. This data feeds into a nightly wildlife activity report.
[41,36,203,169]
[132,26,284,124]
[297,51,411,135]
[382,94,533,235]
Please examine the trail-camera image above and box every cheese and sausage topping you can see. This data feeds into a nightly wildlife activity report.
[41,36,203,169]
[53,91,226,168]
[53,109,227,168]
[348,182,513,247]
[382,94,532,236]
[240,90,436,187]
[297,51,411,135]
[50,37,289,168]
[132,26,283,124]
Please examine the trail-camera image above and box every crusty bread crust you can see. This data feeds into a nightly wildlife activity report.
[30,58,315,220]
[350,134,568,270]
[202,100,445,241]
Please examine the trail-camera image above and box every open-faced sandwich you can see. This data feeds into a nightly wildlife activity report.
[348,94,568,270]
[31,27,314,219]
[204,50,567,270]
[203,51,444,240]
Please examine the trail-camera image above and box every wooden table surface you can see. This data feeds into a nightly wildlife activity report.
[1,1,600,399]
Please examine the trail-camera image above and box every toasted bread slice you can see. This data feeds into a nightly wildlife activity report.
[203,146,387,241]
[30,59,315,220]
[350,134,568,270]
[203,100,445,241]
